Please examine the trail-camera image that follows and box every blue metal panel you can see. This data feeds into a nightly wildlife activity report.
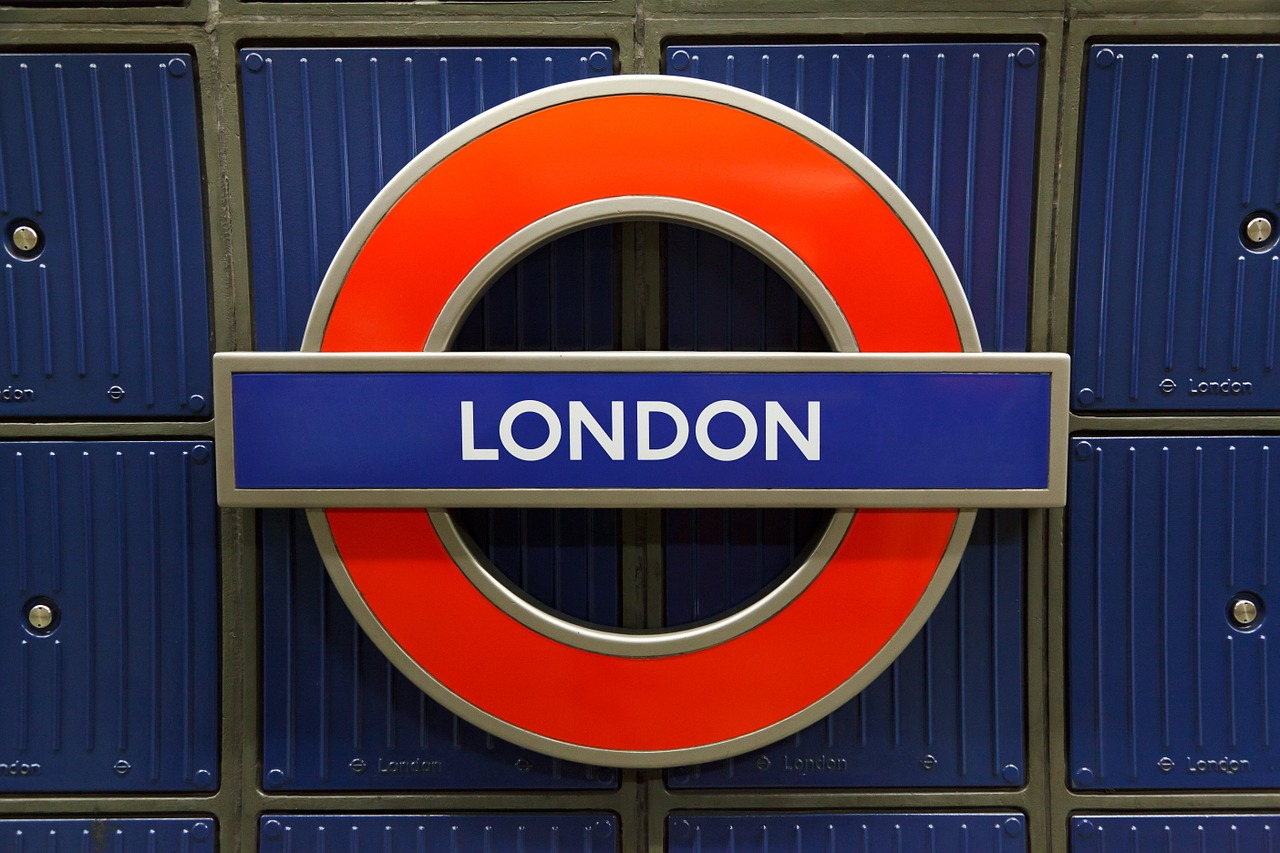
[1073,45,1280,412]
[668,511,1024,788]
[666,42,1041,354]
[0,441,219,792]
[260,814,616,851]
[0,818,215,850]
[668,813,1027,852]
[244,46,621,790]
[261,508,618,790]
[0,54,212,418]
[1069,437,1280,789]
[663,42,1035,789]
[1072,815,1280,851]
[239,46,614,354]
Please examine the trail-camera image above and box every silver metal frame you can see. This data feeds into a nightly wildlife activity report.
[213,350,1071,509]
[210,74,1069,768]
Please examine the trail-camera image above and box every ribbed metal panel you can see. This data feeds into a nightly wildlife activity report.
[0,818,215,850]
[245,45,621,791]
[0,54,211,418]
[662,42,1034,790]
[666,42,1041,353]
[260,509,618,790]
[259,813,617,852]
[0,441,218,792]
[1073,45,1280,412]
[1069,437,1280,789]
[668,511,1024,788]
[1072,815,1280,851]
[668,813,1027,852]
[239,46,614,353]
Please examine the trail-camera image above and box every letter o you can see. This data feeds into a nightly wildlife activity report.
[499,400,562,461]
[695,401,758,461]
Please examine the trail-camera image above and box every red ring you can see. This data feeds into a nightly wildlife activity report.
[320,93,963,754]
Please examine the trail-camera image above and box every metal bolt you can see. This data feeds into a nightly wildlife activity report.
[1232,597,1259,627]
[1246,216,1274,246]
[27,603,53,630]
[11,225,39,253]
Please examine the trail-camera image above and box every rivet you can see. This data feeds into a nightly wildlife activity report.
[26,603,53,631]
[1001,763,1023,784]
[265,768,285,786]
[244,53,265,73]
[190,444,210,464]
[1073,819,1096,840]
[194,768,213,786]
[11,225,38,253]
[167,58,188,78]
[1076,387,1096,406]
[1072,766,1095,786]
[669,50,692,72]
[1245,215,1273,246]
[1003,817,1025,838]
[592,819,614,838]
[262,820,284,840]
[588,51,609,72]
[1015,47,1037,68]
[1074,440,1095,460]
[190,822,211,842]
[1231,597,1259,627]
[188,393,206,412]
[1095,48,1116,68]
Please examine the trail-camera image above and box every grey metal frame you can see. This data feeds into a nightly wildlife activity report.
[3,2,1279,850]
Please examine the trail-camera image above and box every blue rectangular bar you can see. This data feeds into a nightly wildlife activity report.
[229,370,1051,492]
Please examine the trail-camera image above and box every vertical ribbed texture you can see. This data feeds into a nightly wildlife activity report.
[1069,437,1280,789]
[240,47,614,354]
[1073,815,1280,851]
[0,442,218,792]
[667,42,1039,354]
[669,511,1024,789]
[1074,45,1280,411]
[259,814,616,851]
[245,47,620,792]
[0,55,210,417]
[668,814,1025,853]
[664,42,1034,790]
[0,820,212,849]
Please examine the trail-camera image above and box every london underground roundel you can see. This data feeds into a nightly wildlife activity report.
[216,76,1068,767]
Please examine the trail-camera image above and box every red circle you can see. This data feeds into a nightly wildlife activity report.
[320,92,963,754]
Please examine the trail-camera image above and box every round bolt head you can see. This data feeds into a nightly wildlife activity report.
[11,225,39,253]
[1246,216,1274,246]
[1232,597,1259,626]
[27,603,53,630]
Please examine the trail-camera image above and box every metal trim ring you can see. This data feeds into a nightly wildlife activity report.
[296,74,985,766]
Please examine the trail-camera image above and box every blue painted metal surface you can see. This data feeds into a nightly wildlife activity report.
[0,441,219,792]
[0,818,215,850]
[1073,45,1280,412]
[238,46,614,354]
[666,42,1040,354]
[664,42,1035,788]
[228,370,1054,491]
[0,54,212,418]
[668,511,1024,788]
[1072,815,1280,851]
[667,813,1027,852]
[244,46,621,790]
[259,814,616,852]
[260,508,618,789]
[1069,437,1280,789]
